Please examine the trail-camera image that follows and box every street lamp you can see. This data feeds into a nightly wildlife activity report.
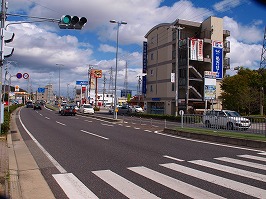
[110,20,127,119]
[56,64,64,103]
[170,25,184,116]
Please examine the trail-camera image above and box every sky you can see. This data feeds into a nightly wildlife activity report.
[3,0,266,98]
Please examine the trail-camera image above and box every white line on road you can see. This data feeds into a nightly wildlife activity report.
[161,163,266,198]
[125,125,131,128]
[258,152,266,155]
[80,130,109,140]
[85,120,92,122]
[238,154,266,162]
[144,130,152,132]
[56,121,66,126]
[129,166,224,199]
[189,159,266,182]
[134,127,140,130]
[45,117,50,120]
[101,123,114,127]
[39,113,43,116]
[163,155,184,162]
[53,173,98,199]
[92,170,160,199]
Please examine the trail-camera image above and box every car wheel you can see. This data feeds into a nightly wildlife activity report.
[226,122,234,130]
[205,120,211,128]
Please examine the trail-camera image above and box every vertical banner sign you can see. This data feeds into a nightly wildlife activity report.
[197,39,203,61]
[170,73,175,83]
[143,41,147,73]
[190,39,197,60]
[142,75,147,94]
[204,71,217,100]
[212,41,223,79]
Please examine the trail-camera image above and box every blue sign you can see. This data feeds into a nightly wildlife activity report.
[38,88,45,93]
[143,41,147,73]
[212,41,223,79]
[76,80,88,86]
[142,75,146,94]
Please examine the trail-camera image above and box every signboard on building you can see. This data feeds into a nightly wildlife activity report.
[76,81,88,86]
[142,75,147,94]
[37,87,45,93]
[189,38,204,61]
[170,73,175,83]
[212,41,223,79]
[143,41,147,73]
[204,71,217,100]
[198,39,203,61]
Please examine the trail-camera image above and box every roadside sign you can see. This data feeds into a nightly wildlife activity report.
[16,73,22,79]
[23,73,29,79]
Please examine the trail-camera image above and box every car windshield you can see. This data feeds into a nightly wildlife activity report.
[225,111,241,117]
[84,105,92,108]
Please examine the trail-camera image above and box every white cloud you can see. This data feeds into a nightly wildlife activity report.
[213,0,241,12]
[98,44,117,53]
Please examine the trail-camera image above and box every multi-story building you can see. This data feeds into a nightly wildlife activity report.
[35,84,54,103]
[143,16,230,115]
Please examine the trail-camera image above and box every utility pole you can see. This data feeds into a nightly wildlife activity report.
[123,61,128,97]
[103,74,106,106]
[137,76,142,106]
[109,67,114,106]
[0,0,6,133]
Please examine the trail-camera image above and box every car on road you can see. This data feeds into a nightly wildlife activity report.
[109,104,130,115]
[79,104,94,114]
[130,105,144,113]
[33,103,42,110]
[202,110,251,130]
[26,101,34,108]
[60,104,76,116]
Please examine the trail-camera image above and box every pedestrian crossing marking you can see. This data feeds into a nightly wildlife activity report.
[53,173,98,199]
[161,163,266,199]
[215,157,266,171]
[189,159,266,182]
[92,170,160,199]
[238,154,266,162]
[258,152,266,155]
[128,166,225,199]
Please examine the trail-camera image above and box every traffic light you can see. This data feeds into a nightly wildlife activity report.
[3,29,15,58]
[58,15,87,30]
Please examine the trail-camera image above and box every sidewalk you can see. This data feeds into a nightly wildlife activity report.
[5,108,55,199]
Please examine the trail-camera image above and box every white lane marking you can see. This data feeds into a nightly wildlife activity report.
[80,130,109,140]
[118,124,123,126]
[151,131,265,153]
[144,130,152,132]
[161,163,266,199]
[163,155,184,162]
[18,110,67,173]
[189,159,266,182]
[215,157,266,171]
[238,154,266,162]
[92,170,160,199]
[53,173,98,199]
[134,127,140,130]
[44,106,53,111]
[45,117,50,120]
[85,120,92,122]
[258,152,266,155]
[39,113,43,116]
[56,121,66,126]
[125,125,131,128]
[101,123,114,127]
[129,166,224,199]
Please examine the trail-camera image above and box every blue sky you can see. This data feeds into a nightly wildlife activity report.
[4,0,266,98]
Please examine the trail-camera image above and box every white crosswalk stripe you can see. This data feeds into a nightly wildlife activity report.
[161,163,266,198]
[238,154,266,162]
[54,154,266,198]
[92,170,160,199]
[215,157,266,170]
[189,159,266,182]
[128,166,225,199]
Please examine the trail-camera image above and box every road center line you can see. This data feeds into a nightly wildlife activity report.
[45,117,50,120]
[56,121,66,126]
[80,130,109,140]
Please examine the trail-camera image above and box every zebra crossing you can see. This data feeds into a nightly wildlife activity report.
[53,152,266,199]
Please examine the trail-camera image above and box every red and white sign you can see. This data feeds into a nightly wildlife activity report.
[190,39,197,60]
[197,39,203,61]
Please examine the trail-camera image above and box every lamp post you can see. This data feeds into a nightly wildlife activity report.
[170,25,184,116]
[110,19,127,119]
[56,64,63,103]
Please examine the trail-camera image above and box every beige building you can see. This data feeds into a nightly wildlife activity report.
[143,16,230,115]
[35,84,54,103]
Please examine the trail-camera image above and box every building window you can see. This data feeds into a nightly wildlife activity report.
[151,69,153,76]
[172,83,175,91]
[150,85,153,92]
[151,53,154,60]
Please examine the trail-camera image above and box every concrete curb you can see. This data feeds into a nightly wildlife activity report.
[163,128,266,148]
[8,107,55,199]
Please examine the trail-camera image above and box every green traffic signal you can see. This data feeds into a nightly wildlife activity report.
[59,15,87,30]
[62,15,71,24]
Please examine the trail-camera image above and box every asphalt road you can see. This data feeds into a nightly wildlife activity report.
[17,106,266,199]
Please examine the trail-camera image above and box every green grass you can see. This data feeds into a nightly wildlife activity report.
[175,127,266,141]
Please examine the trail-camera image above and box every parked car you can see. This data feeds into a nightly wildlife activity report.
[60,105,76,116]
[202,110,251,130]
[26,101,34,108]
[130,105,144,113]
[79,104,94,114]
[33,103,42,110]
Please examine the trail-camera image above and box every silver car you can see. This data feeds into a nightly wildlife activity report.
[79,104,94,114]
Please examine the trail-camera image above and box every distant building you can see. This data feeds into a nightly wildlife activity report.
[121,89,132,98]
[35,84,54,103]
[143,16,230,115]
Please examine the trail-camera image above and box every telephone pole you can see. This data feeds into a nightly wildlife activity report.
[259,26,266,115]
